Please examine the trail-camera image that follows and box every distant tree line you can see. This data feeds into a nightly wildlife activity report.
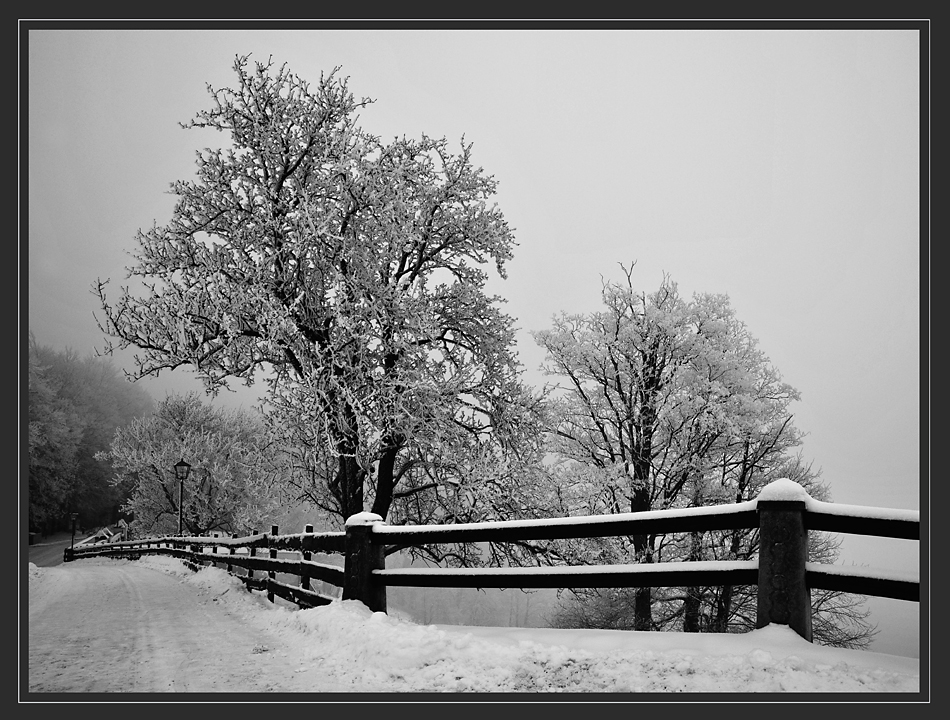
[27,333,154,534]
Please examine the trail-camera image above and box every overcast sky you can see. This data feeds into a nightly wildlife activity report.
[23,24,925,657]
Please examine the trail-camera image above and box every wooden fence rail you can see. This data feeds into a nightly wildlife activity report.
[65,479,920,642]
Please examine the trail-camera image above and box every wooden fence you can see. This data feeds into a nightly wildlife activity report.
[65,479,920,642]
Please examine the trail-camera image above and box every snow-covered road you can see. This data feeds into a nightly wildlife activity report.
[27,559,342,693]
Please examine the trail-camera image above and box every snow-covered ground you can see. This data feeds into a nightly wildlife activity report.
[27,555,921,695]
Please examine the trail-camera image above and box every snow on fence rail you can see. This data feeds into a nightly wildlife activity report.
[65,479,920,643]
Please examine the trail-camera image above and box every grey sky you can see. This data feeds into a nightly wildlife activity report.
[25,26,925,657]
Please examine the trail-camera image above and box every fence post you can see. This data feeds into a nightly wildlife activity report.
[343,513,387,613]
[267,524,278,603]
[756,481,812,642]
[301,523,313,592]
[227,533,235,574]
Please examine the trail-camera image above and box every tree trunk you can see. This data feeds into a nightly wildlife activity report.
[629,359,661,632]
[326,388,366,520]
[630,486,653,630]
[683,589,701,633]
[370,435,404,520]
[333,452,365,520]
[712,585,733,632]
[710,441,750,632]
[633,587,652,631]
[683,514,704,632]
[682,544,703,632]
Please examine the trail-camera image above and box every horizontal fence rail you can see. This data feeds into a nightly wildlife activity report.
[374,502,762,548]
[805,563,920,602]
[804,508,920,540]
[375,560,761,590]
[65,479,920,642]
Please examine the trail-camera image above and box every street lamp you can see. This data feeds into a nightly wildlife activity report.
[70,512,78,555]
[174,458,191,536]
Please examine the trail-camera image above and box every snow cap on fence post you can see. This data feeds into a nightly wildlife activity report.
[343,512,387,613]
[755,478,812,642]
[345,512,385,527]
[756,478,811,503]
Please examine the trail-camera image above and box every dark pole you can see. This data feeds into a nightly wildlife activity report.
[64,512,78,563]
[174,459,191,537]
[178,477,184,536]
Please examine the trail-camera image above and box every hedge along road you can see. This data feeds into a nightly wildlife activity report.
[26,556,347,694]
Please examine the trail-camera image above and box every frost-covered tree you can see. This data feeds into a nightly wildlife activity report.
[532,265,872,644]
[99,393,286,537]
[95,55,536,527]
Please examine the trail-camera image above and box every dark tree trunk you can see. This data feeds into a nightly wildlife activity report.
[332,447,365,521]
[682,570,703,632]
[710,439,751,632]
[630,486,653,630]
[683,514,705,632]
[683,589,701,633]
[370,434,404,519]
[327,389,367,521]
[368,350,405,521]
[634,587,652,631]
[712,585,733,632]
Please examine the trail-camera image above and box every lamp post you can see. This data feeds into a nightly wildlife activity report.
[70,512,78,557]
[174,459,191,536]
